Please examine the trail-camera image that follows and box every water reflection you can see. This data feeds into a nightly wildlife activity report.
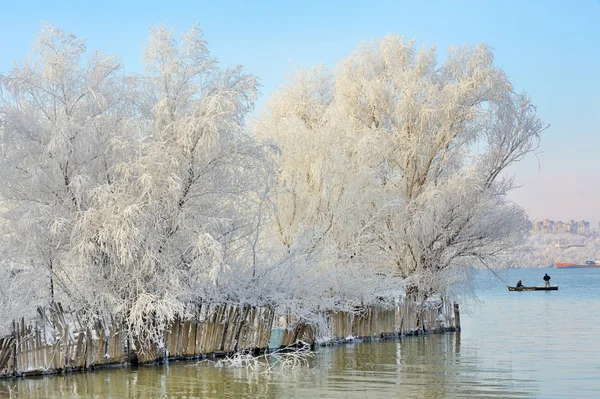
[1,332,540,399]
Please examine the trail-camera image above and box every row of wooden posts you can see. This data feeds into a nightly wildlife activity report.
[0,299,460,378]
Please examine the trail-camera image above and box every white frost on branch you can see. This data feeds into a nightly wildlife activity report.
[0,28,545,340]
[254,35,546,306]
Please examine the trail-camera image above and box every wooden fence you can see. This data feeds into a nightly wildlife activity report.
[277,297,459,348]
[0,297,458,378]
[155,304,274,362]
[327,306,397,341]
[0,304,128,377]
[0,302,274,377]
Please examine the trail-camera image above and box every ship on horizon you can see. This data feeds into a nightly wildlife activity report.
[555,260,600,269]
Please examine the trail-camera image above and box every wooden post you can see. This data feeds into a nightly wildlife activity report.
[453,303,461,331]
[455,328,461,353]
[12,321,17,375]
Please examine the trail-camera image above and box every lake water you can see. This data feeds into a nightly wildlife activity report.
[2,267,599,398]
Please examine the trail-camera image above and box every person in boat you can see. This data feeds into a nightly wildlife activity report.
[516,280,524,288]
[543,273,551,287]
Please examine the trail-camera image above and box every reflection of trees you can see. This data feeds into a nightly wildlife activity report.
[0,334,540,398]
[0,362,284,399]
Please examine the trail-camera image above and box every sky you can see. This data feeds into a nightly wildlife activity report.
[1,0,599,225]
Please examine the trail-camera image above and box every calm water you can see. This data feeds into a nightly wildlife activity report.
[2,267,599,398]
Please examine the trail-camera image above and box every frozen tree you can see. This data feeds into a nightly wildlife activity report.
[0,25,132,324]
[257,35,546,304]
[68,25,271,346]
[0,27,546,341]
[253,65,401,320]
[0,24,272,346]
[339,38,546,299]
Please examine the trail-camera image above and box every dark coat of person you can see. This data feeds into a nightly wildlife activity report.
[543,274,551,282]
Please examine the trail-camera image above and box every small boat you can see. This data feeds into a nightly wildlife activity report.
[507,286,558,291]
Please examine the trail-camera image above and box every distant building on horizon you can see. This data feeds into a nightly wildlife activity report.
[531,218,591,235]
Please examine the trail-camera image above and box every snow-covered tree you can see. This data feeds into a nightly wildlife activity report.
[0,25,132,328]
[0,25,272,344]
[253,66,401,318]
[0,27,546,339]
[256,35,546,303]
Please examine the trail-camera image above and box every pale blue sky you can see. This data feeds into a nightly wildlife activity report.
[1,0,599,224]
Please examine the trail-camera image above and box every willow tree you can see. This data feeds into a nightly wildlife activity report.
[257,35,545,304]
[0,25,132,327]
[254,65,404,319]
[0,25,271,345]
[69,25,271,345]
